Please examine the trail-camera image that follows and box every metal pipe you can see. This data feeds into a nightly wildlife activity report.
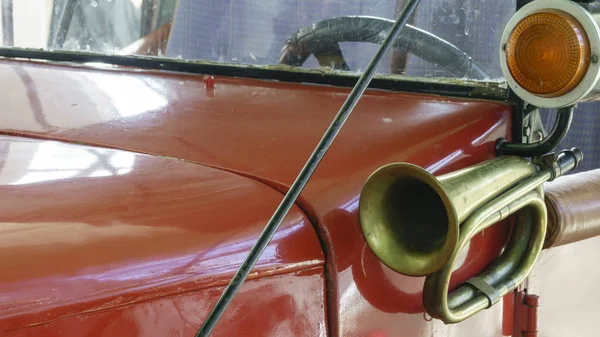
[2,0,13,46]
[423,149,582,323]
[496,106,574,157]
[194,0,422,335]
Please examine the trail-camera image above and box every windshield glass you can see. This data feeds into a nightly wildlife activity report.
[1,0,516,82]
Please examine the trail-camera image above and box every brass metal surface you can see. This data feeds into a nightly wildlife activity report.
[359,156,537,276]
[423,184,548,323]
[359,148,582,323]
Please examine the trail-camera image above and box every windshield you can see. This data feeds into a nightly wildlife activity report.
[0,0,516,82]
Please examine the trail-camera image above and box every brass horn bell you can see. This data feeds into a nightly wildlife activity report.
[359,148,583,323]
[359,156,538,277]
[359,149,583,277]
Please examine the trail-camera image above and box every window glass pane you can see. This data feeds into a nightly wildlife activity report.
[0,0,516,82]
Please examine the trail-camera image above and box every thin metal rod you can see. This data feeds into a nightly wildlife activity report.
[2,0,13,46]
[194,0,421,335]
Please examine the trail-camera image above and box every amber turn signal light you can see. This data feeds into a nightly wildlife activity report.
[500,0,600,108]
[506,10,590,98]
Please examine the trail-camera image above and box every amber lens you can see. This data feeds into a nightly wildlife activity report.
[506,10,591,97]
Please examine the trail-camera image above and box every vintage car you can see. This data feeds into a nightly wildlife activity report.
[0,0,598,336]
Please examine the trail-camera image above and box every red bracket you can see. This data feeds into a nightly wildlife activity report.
[508,289,539,337]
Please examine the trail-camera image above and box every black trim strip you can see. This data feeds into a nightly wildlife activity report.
[513,0,530,144]
[0,47,509,102]
[509,89,525,144]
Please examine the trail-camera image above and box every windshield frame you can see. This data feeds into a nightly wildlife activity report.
[0,0,517,101]
[0,46,510,102]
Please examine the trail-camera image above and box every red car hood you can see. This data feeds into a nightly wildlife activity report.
[0,59,513,337]
[0,59,509,188]
[0,135,323,332]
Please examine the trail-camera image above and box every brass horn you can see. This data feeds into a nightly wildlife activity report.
[359,148,583,322]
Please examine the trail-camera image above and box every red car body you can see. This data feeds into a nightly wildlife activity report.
[0,58,597,337]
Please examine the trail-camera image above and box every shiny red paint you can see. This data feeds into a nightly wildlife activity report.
[512,292,539,337]
[0,135,324,335]
[4,268,326,337]
[502,290,515,335]
[0,59,514,336]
